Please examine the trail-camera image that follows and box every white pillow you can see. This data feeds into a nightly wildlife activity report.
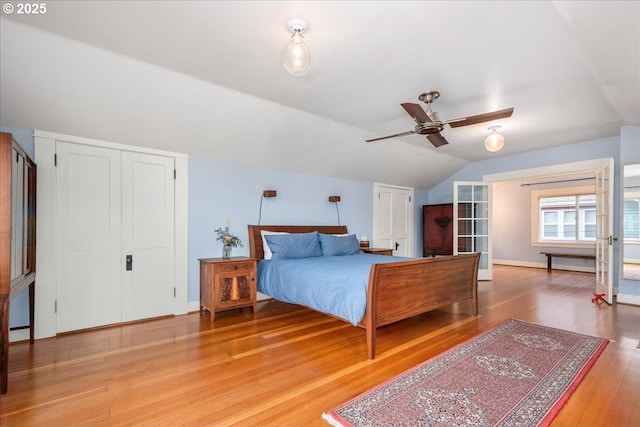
[260,230,289,260]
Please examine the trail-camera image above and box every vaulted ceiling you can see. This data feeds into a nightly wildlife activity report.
[1,1,638,190]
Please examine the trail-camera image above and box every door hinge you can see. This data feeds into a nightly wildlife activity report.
[54,299,57,313]
[174,169,176,180]
[409,196,412,202]
[54,153,57,166]
[174,287,176,297]
[608,235,618,245]
[16,152,19,162]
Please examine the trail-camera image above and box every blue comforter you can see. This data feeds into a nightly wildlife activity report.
[257,253,407,326]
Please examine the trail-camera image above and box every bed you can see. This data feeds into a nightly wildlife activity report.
[248,225,480,359]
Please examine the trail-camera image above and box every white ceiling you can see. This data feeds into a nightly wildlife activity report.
[1,1,639,190]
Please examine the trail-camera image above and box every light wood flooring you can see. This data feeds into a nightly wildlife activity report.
[1,265,639,426]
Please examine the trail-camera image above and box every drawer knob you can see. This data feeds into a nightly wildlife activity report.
[233,265,238,270]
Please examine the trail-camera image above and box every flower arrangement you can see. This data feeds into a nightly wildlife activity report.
[215,226,243,248]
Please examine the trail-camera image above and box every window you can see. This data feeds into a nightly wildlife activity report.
[531,186,596,247]
[539,194,595,242]
[624,198,640,241]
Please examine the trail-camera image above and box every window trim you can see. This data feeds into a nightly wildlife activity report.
[531,186,596,249]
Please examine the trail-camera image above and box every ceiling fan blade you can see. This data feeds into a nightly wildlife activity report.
[401,103,431,124]
[448,107,514,128]
[427,133,449,148]
[366,130,416,143]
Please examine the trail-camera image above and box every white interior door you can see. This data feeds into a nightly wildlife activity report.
[56,142,122,332]
[375,187,394,250]
[595,159,614,302]
[373,184,414,257]
[121,152,175,321]
[454,181,492,280]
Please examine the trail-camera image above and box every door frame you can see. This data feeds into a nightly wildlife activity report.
[484,157,616,295]
[34,130,189,339]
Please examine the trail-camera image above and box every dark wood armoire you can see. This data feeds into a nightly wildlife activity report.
[422,203,453,257]
[1,132,37,394]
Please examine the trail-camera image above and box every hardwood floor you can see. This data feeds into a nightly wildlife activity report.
[2,265,639,426]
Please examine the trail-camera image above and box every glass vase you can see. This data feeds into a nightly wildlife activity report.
[222,245,232,260]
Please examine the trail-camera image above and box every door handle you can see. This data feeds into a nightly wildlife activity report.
[395,242,400,250]
[126,255,133,271]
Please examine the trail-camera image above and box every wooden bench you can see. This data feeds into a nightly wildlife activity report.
[540,252,596,272]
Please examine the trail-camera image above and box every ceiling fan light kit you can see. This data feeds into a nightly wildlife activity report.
[484,125,505,152]
[366,90,514,151]
[281,18,312,76]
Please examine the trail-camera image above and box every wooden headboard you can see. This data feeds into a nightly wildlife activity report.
[248,225,348,260]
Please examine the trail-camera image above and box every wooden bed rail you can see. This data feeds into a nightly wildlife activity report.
[362,252,480,359]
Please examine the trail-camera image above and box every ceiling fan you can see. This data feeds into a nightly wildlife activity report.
[366,91,514,147]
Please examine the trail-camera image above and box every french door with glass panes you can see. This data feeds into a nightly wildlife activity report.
[454,182,492,280]
[595,159,614,303]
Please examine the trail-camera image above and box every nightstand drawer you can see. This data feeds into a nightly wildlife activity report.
[212,261,255,273]
[362,248,393,256]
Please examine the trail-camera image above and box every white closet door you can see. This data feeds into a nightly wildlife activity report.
[121,152,175,321]
[392,188,412,256]
[375,187,394,250]
[373,183,414,257]
[56,142,122,332]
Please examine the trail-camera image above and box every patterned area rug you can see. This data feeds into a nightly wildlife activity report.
[323,319,608,427]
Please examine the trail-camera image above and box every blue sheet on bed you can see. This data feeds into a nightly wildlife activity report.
[257,253,407,326]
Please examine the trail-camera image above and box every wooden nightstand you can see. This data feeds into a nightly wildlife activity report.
[362,247,393,256]
[198,257,257,322]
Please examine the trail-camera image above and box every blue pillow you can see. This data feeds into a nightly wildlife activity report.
[264,232,322,260]
[318,233,362,256]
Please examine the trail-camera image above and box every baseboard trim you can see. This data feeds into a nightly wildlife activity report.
[493,259,595,273]
[9,329,30,343]
[617,293,640,306]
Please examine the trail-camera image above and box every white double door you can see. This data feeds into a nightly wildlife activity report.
[56,142,175,332]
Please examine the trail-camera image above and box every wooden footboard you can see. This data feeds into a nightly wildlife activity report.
[247,225,480,360]
[361,253,480,359]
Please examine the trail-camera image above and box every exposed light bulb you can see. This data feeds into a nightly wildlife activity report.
[484,126,505,152]
[281,19,312,76]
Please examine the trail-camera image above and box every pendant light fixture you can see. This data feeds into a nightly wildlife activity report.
[484,125,505,152]
[281,19,312,76]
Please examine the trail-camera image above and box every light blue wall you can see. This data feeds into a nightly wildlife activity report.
[188,156,377,303]
[4,125,637,327]
[0,127,34,328]
[1,125,426,324]
[188,157,431,304]
[427,129,640,297]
